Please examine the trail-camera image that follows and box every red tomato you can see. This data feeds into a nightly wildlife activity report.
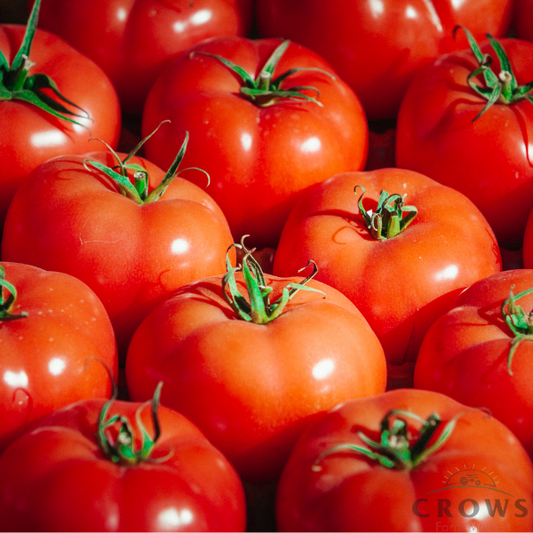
[396,33,533,250]
[276,388,533,532]
[28,0,253,114]
[0,4,121,231]
[142,37,369,249]
[0,262,117,453]
[0,388,246,531]
[126,245,387,482]
[255,0,514,121]
[1,144,234,357]
[273,168,502,387]
[414,269,533,457]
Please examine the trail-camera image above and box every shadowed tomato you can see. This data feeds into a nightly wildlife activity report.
[255,0,514,120]
[27,0,253,114]
[0,262,117,453]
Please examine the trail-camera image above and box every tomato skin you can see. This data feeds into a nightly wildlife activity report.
[1,151,234,357]
[0,262,117,453]
[0,397,246,531]
[142,36,368,249]
[255,0,514,121]
[28,0,253,114]
[0,25,121,230]
[514,0,533,42]
[276,388,533,532]
[414,269,533,457]
[126,272,387,482]
[396,38,533,251]
[273,168,502,384]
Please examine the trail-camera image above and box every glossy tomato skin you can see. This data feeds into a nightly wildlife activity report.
[0,262,117,453]
[276,388,533,532]
[396,38,533,251]
[0,25,121,231]
[1,151,234,357]
[28,0,253,114]
[126,272,387,482]
[0,397,246,531]
[414,269,533,457]
[255,0,514,121]
[142,37,369,249]
[273,168,502,385]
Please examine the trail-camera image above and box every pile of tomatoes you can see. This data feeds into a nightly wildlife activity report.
[2,0,533,531]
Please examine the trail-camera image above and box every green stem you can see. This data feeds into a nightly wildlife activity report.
[355,186,417,240]
[190,39,336,107]
[222,236,325,324]
[501,285,533,375]
[0,265,28,321]
[312,410,466,472]
[454,26,533,121]
[0,0,91,128]
[83,122,210,204]
[96,381,170,466]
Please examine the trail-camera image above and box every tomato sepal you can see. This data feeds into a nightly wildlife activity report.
[0,265,28,322]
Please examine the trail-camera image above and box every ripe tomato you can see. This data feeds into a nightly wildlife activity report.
[0,1,121,231]
[414,269,533,457]
[273,168,502,387]
[1,140,234,357]
[142,37,368,249]
[514,0,533,42]
[396,31,533,250]
[255,0,514,121]
[28,0,253,115]
[0,262,117,453]
[126,243,387,482]
[276,388,533,532]
[0,387,246,531]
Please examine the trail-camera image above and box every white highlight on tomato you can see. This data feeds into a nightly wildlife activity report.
[312,358,335,380]
[48,357,66,376]
[30,130,66,149]
[434,264,459,282]
[158,508,194,528]
[3,370,29,388]
[369,0,385,18]
[191,9,212,26]
[301,137,321,153]
[171,238,190,255]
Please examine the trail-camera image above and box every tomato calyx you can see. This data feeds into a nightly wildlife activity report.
[83,121,209,204]
[312,410,463,471]
[454,26,533,122]
[0,0,91,128]
[501,284,533,375]
[222,236,325,324]
[97,381,171,466]
[0,265,28,322]
[355,185,417,240]
[190,39,336,107]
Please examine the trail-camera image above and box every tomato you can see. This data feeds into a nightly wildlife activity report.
[396,31,533,250]
[273,168,502,388]
[276,388,533,532]
[27,0,253,115]
[1,139,234,358]
[0,1,121,232]
[0,262,117,453]
[255,0,514,121]
[0,386,246,531]
[414,269,533,457]
[142,37,368,249]
[126,243,387,482]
